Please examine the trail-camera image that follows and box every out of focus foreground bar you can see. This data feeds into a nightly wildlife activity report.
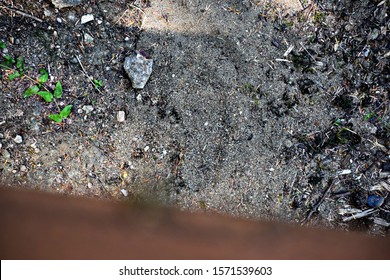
[0,187,389,259]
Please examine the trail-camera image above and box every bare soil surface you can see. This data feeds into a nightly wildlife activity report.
[0,0,389,235]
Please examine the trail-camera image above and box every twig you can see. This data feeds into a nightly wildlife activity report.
[342,209,379,222]
[275,58,292,63]
[302,179,335,224]
[114,9,129,25]
[0,3,43,23]
[75,55,103,95]
[299,42,316,62]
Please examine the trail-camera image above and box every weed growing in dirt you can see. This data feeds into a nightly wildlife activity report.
[93,79,103,90]
[0,43,72,123]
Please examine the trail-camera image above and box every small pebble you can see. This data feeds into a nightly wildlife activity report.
[121,189,129,197]
[13,135,23,144]
[284,139,293,148]
[2,149,10,159]
[20,165,27,172]
[83,105,94,114]
[81,14,94,24]
[44,9,53,17]
[56,17,63,23]
[367,195,384,208]
[67,12,77,22]
[117,111,125,122]
[84,33,94,44]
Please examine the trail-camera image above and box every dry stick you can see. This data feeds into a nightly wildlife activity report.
[302,179,335,225]
[75,55,104,95]
[0,4,43,23]
[342,209,379,222]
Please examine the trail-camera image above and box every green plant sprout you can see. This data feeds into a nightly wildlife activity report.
[93,79,103,90]
[363,111,377,121]
[0,46,72,123]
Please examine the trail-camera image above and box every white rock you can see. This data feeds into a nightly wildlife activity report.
[20,165,27,172]
[84,33,94,44]
[83,105,94,114]
[2,149,10,159]
[13,135,23,144]
[121,189,129,197]
[81,14,94,24]
[117,111,125,122]
[51,0,83,9]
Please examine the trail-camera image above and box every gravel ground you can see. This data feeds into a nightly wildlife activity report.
[0,0,389,235]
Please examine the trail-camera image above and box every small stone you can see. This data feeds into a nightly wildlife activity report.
[20,165,27,172]
[56,17,63,23]
[84,33,94,44]
[284,139,293,148]
[123,51,153,89]
[136,94,142,101]
[51,0,83,9]
[13,135,23,144]
[44,9,53,17]
[367,195,384,208]
[67,12,77,22]
[2,149,10,159]
[121,189,129,197]
[117,111,125,122]
[87,182,93,189]
[381,162,390,172]
[83,105,94,114]
[81,14,94,24]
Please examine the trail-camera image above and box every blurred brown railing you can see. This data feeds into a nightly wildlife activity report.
[0,187,389,259]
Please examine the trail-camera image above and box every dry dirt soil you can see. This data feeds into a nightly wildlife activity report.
[0,0,389,235]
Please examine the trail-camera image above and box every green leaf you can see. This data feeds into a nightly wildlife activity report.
[8,70,20,80]
[37,91,53,102]
[53,81,62,98]
[93,79,103,88]
[16,56,24,72]
[4,54,15,63]
[23,85,40,97]
[0,61,12,68]
[0,41,5,49]
[38,68,48,83]
[59,104,72,118]
[49,114,63,123]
